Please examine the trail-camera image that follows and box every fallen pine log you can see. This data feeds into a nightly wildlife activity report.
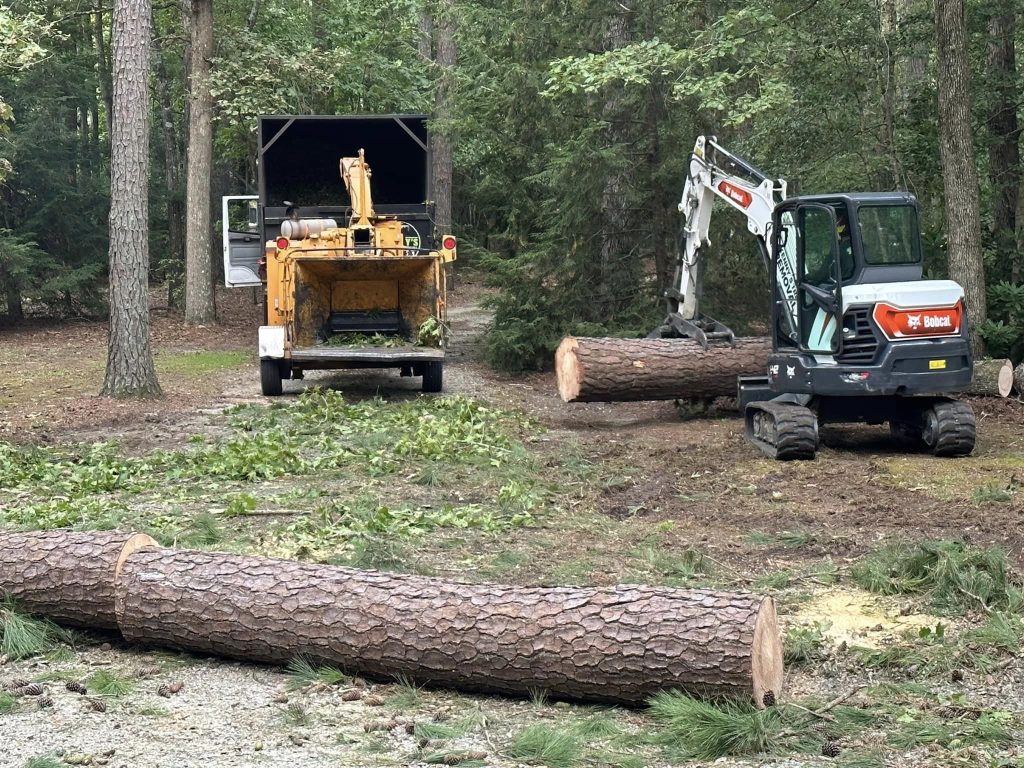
[555,336,772,403]
[0,531,783,706]
[0,530,156,630]
[1015,363,1024,397]
[965,358,1013,398]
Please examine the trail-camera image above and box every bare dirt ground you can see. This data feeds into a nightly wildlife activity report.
[1,281,1024,767]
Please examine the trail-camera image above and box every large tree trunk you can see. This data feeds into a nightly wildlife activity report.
[556,336,771,403]
[4,281,23,322]
[153,26,185,309]
[430,0,455,240]
[0,531,155,630]
[102,0,161,398]
[92,0,113,139]
[987,2,1020,282]
[935,0,987,356]
[115,547,782,705]
[184,0,216,324]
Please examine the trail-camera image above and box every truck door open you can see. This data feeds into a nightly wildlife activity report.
[222,195,262,287]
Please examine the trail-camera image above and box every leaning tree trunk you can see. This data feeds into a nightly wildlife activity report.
[935,0,987,356]
[184,0,216,324]
[0,531,155,630]
[113,547,782,705]
[556,336,772,402]
[101,0,161,397]
[966,358,1014,397]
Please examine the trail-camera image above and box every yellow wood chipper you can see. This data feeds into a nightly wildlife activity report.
[222,115,456,395]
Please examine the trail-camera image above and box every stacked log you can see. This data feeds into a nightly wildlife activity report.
[555,336,772,403]
[0,531,783,707]
[966,359,1014,398]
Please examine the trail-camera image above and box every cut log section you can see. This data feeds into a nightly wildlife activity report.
[114,547,782,706]
[966,358,1014,398]
[555,336,772,403]
[1015,362,1024,397]
[0,530,156,630]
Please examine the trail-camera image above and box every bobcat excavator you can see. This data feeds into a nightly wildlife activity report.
[652,136,976,460]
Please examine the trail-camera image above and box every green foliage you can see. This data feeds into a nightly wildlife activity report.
[386,676,423,710]
[23,758,65,768]
[0,596,60,659]
[0,690,16,714]
[86,669,135,696]
[888,710,1013,749]
[980,282,1024,361]
[851,540,1023,613]
[507,723,582,768]
[784,622,829,665]
[648,691,781,760]
[285,657,348,690]
[284,702,313,727]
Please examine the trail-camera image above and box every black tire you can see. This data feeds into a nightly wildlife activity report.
[422,361,443,393]
[921,400,976,457]
[260,358,283,397]
[889,420,924,450]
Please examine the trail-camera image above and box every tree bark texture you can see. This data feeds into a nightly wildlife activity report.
[935,0,987,355]
[986,2,1020,278]
[966,358,1014,397]
[102,0,161,398]
[184,0,216,324]
[153,27,185,309]
[430,0,455,240]
[556,336,772,403]
[896,0,927,109]
[1014,362,1024,396]
[114,547,782,705]
[0,531,155,630]
[0,531,784,706]
[93,0,113,139]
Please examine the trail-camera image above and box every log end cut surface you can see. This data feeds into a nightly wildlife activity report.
[750,596,783,707]
[555,336,582,402]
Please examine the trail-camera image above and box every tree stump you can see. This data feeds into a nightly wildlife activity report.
[555,336,772,403]
[0,530,156,630]
[114,547,783,706]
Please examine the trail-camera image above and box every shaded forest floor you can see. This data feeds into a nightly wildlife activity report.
[1,282,1023,767]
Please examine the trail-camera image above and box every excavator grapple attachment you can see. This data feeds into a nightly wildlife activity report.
[744,401,819,461]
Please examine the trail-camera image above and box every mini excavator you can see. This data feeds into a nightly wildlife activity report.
[651,136,976,460]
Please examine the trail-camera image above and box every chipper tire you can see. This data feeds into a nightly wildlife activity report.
[921,400,975,457]
[422,361,443,393]
[744,401,818,461]
[260,358,284,397]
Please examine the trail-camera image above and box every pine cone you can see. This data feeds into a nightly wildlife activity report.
[341,689,362,702]
[951,669,965,683]
[157,684,172,698]
[762,690,776,708]
[363,720,399,732]
[136,666,162,679]
[404,722,416,734]
[362,694,385,707]
[16,683,44,696]
[2,678,30,691]
[417,737,430,749]
[443,752,488,765]
[821,741,841,758]
[86,697,107,713]
[38,696,54,709]
[66,681,87,695]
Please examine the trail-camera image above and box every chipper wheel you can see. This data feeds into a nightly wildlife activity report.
[422,361,443,393]
[744,401,819,461]
[921,400,976,457]
[260,359,284,397]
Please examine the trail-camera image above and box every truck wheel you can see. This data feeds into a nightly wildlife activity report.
[889,419,924,450]
[422,362,443,393]
[921,401,976,457]
[260,359,283,396]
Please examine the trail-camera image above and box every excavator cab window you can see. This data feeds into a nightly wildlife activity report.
[795,204,842,354]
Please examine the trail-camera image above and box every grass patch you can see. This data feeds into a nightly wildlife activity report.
[23,758,65,768]
[387,676,423,710]
[507,723,582,768]
[284,702,313,727]
[648,692,782,760]
[285,657,347,690]
[888,710,1014,749]
[851,540,1023,613]
[0,690,17,714]
[631,546,714,588]
[784,621,829,665]
[154,350,250,375]
[0,597,61,659]
[86,669,135,696]
[971,480,1018,504]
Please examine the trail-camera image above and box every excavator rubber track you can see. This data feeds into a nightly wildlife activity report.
[923,400,976,457]
[744,401,819,460]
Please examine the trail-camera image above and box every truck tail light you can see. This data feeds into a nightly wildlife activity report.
[441,235,457,250]
[276,237,289,250]
[872,300,963,340]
